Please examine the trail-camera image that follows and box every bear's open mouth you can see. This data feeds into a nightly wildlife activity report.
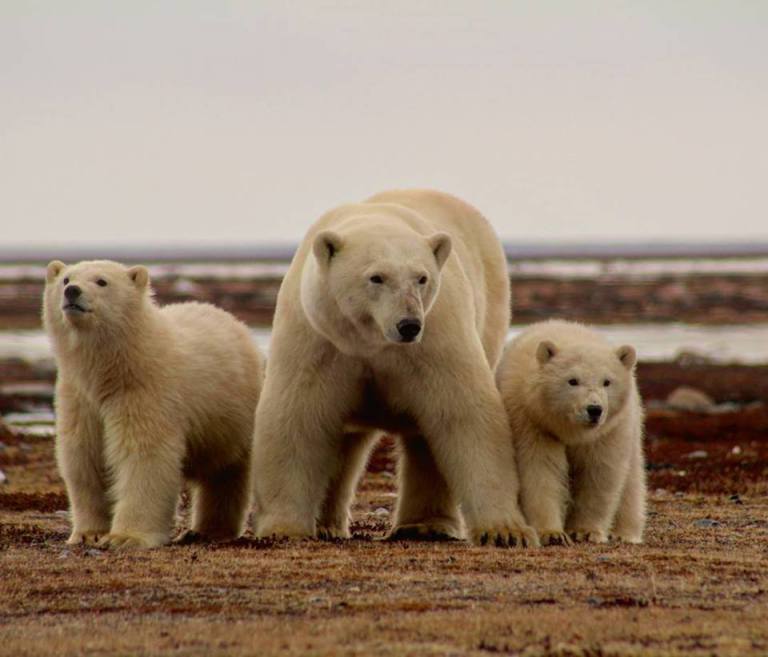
[62,303,90,314]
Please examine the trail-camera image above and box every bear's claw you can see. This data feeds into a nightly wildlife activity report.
[97,532,167,550]
[569,529,608,544]
[470,524,540,548]
[539,530,572,547]
[67,530,107,546]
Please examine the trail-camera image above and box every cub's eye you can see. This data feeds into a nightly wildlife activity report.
[418,275,428,285]
[369,275,384,284]
[63,278,69,285]
[568,378,579,386]
[96,279,108,287]
[603,379,611,387]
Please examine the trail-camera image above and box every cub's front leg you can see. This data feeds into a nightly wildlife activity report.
[98,411,185,549]
[515,429,571,546]
[566,437,629,544]
[54,383,111,545]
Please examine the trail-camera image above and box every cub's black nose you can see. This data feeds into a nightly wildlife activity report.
[587,405,603,421]
[397,319,422,342]
[64,285,82,301]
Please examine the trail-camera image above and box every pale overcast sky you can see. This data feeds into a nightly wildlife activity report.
[1,2,767,247]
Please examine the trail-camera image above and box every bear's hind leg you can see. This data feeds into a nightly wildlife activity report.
[185,461,251,542]
[388,435,463,541]
[317,430,379,540]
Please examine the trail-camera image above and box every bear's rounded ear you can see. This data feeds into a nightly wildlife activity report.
[313,230,343,268]
[46,260,65,283]
[617,345,637,369]
[428,232,452,270]
[536,340,557,364]
[127,265,150,289]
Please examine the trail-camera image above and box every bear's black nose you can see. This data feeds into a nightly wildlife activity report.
[587,405,603,421]
[64,285,82,301]
[397,319,422,342]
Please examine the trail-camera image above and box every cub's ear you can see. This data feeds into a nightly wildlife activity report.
[46,260,65,283]
[427,232,452,270]
[536,340,557,364]
[127,265,150,289]
[312,230,343,267]
[617,345,637,369]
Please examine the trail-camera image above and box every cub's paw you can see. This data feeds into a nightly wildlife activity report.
[387,520,462,542]
[97,532,168,550]
[569,529,608,544]
[469,523,540,548]
[317,524,351,541]
[610,532,643,545]
[67,529,108,546]
[539,530,572,547]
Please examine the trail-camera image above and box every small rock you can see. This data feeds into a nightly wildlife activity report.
[373,507,390,516]
[54,510,69,518]
[85,549,103,557]
[348,586,361,593]
[654,488,668,497]
[596,556,611,562]
[0,469,7,485]
[667,386,715,412]
[694,518,721,528]
[686,450,708,460]
[729,494,744,505]
[731,445,742,455]
[58,550,72,559]
[587,596,604,606]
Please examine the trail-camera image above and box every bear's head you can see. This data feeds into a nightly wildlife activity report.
[533,338,636,442]
[302,224,452,352]
[44,260,151,335]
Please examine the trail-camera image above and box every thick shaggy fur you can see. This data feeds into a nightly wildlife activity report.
[252,189,536,546]
[497,320,646,545]
[43,260,264,549]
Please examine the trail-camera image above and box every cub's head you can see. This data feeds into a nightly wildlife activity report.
[43,260,151,334]
[305,225,451,349]
[534,338,636,439]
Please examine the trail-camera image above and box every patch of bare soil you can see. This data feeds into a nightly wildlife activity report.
[0,435,766,657]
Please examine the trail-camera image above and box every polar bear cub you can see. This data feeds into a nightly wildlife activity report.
[497,320,646,545]
[43,260,264,549]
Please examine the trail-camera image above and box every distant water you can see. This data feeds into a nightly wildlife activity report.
[3,324,767,366]
[4,257,768,282]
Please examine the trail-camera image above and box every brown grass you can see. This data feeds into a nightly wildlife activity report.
[1,437,767,657]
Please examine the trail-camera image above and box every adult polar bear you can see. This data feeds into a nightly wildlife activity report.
[252,189,537,546]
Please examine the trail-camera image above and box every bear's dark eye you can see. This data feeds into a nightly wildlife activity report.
[603,379,611,387]
[63,278,69,285]
[568,378,579,386]
[97,279,108,287]
[418,275,428,285]
[370,275,384,284]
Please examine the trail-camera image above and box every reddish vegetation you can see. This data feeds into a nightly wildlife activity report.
[4,270,768,328]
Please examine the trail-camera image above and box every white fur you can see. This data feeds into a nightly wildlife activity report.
[251,189,537,547]
[497,320,646,545]
[43,260,264,549]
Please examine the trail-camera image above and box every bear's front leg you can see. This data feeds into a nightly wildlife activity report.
[515,431,571,546]
[565,436,630,544]
[98,421,185,549]
[251,352,361,539]
[54,384,111,545]
[415,361,538,548]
